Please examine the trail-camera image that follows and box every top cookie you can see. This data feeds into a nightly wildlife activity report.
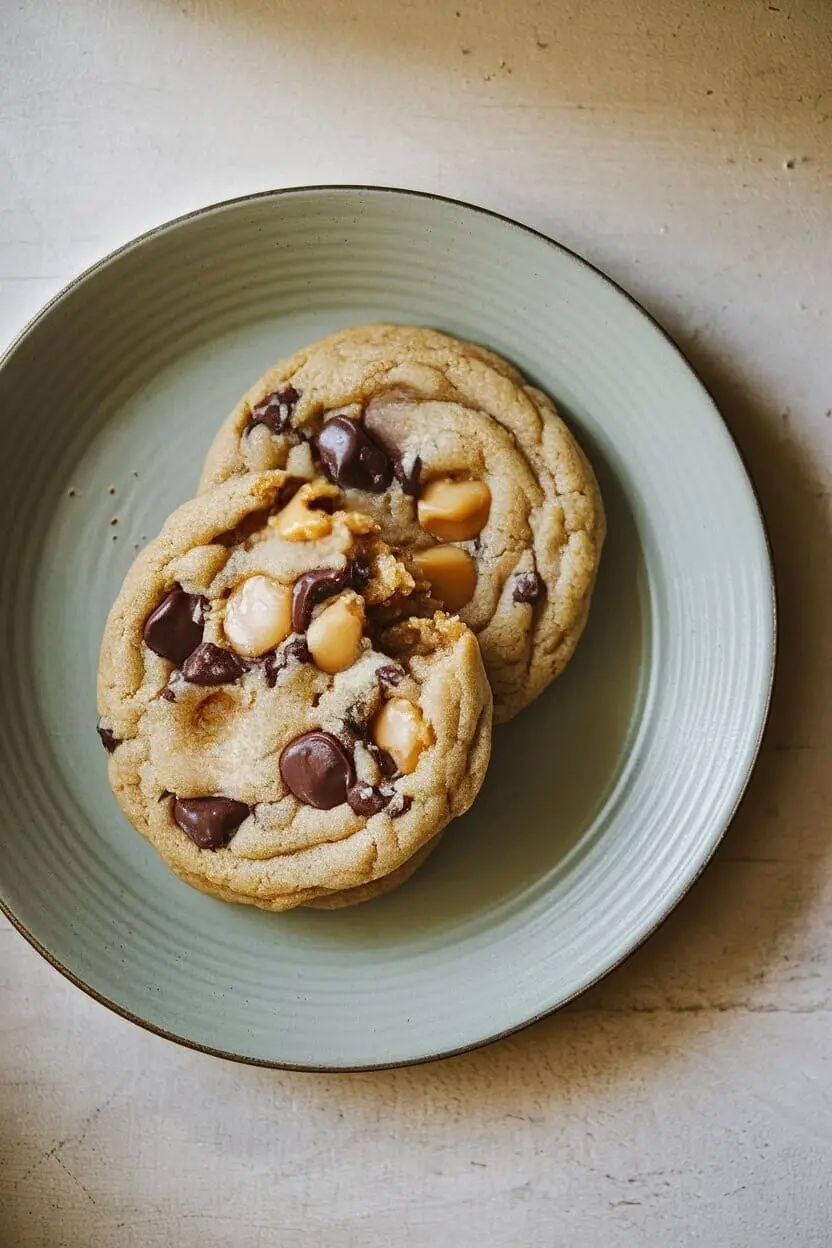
[199,324,605,721]
[97,470,492,911]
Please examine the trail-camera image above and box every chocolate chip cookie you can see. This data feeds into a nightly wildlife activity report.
[199,323,605,721]
[97,470,492,910]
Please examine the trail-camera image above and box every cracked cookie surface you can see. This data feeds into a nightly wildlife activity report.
[97,470,492,910]
[199,323,605,721]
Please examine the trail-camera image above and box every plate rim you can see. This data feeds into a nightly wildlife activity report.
[0,183,777,1072]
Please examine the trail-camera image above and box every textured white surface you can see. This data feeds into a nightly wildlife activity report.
[1,0,831,1244]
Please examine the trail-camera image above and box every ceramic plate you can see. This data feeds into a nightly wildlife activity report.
[0,187,774,1069]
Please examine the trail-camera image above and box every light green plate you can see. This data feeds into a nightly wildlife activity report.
[0,188,774,1069]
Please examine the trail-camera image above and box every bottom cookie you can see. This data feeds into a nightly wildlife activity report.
[178,836,441,911]
[302,835,440,909]
[97,470,492,910]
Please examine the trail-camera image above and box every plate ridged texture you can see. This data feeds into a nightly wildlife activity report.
[0,188,773,1068]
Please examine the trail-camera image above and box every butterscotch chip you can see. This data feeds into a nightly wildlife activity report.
[412,545,477,611]
[223,575,292,658]
[271,480,340,541]
[342,510,379,536]
[417,478,491,542]
[372,697,434,775]
[306,593,365,674]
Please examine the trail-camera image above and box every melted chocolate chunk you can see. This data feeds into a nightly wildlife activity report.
[181,642,245,686]
[263,636,310,687]
[291,567,351,633]
[388,793,412,819]
[160,687,176,702]
[362,401,421,496]
[143,588,205,665]
[279,731,355,809]
[347,782,393,817]
[512,572,544,604]
[96,719,119,752]
[316,415,393,493]
[394,453,422,497]
[374,746,400,780]
[214,506,276,549]
[350,553,371,592]
[376,663,405,691]
[172,796,250,850]
[276,477,304,509]
[337,715,359,742]
[246,386,300,436]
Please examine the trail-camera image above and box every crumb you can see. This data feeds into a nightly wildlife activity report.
[67,488,77,498]
[108,485,116,495]
[784,158,795,169]
[112,534,118,541]
[133,470,139,478]
[110,517,119,526]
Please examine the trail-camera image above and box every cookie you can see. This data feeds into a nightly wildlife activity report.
[97,470,492,911]
[199,323,605,721]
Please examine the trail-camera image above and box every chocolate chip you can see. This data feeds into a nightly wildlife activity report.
[263,635,310,687]
[337,714,366,749]
[246,386,300,435]
[309,492,336,515]
[363,400,421,496]
[180,642,245,686]
[376,663,405,690]
[350,554,371,591]
[375,747,400,780]
[388,792,413,818]
[214,505,276,548]
[316,415,393,493]
[161,687,176,702]
[277,478,303,509]
[291,567,351,633]
[347,782,393,817]
[394,453,422,497]
[96,719,119,752]
[512,572,543,604]
[143,588,205,665]
[279,731,355,809]
[172,796,250,850]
